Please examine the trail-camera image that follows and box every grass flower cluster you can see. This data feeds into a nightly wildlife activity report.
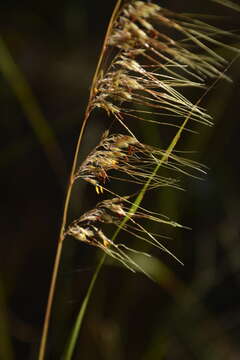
[75,132,205,192]
[91,0,234,131]
[66,0,236,271]
[66,195,185,274]
[38,1,239,359]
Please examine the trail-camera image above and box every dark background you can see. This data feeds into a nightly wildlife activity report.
[1,0,240,359]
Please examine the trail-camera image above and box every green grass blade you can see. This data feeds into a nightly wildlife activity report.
[61,255,106,360]
[0,37,67,184]
[61,109,192,359]
[59,2,236,357]
[211,0,240,11]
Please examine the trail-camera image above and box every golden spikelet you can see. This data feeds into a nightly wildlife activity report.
[38,3,239,359]
[75,132,206,192]
[89,0,239,133]
[66,196,185,274]
[67,0,239,272]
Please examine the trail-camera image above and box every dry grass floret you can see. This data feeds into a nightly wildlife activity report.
[90,0,237,134]
[75,131,206,194]
[66,196,185,274]
[38,1,240,358]
[66,0,239,274]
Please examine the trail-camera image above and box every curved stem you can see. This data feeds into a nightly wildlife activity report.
[38,1,123,359]
[37,109,90,360]
[38,107,91,360]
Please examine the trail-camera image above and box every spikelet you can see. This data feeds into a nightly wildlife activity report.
[89,0,238,132]
[66,196,184,274]
[75,132,206,192]
[39,3,239,359]
[66,0,238,274]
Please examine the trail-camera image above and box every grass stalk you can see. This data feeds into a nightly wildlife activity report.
[60,58,233,355]
[38,105,93,360]
[38,1,238,358]
[61,103,195,359]
[38,1,122,359]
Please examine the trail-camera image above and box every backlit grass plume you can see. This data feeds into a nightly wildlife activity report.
[75,131,205,193]
[91,0,236,132]
[71,0,237,267]
[66,196,185,275]
[38,1,239,359]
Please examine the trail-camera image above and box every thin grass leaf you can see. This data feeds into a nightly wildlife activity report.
[211,0,240,12]
[38,1,240,359]
[0,37,67,185]
[61,255,106,360]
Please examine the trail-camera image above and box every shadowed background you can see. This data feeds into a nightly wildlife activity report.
[1,0,240,359]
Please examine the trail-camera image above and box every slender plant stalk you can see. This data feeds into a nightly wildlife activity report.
[37,100,90,360]
[38,0,239,358]
[60,116,189,359]
[60,54,237,356]
[38,1,123,359]
[61,100,201,360]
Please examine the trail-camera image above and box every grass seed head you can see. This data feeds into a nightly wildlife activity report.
[89,0,235,131]
[66,195,184,271]
[75,132,205,191]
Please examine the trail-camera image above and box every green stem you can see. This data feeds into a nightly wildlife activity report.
[62,50,237,360]
[61,108,193,359]
[62,255,106,360]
